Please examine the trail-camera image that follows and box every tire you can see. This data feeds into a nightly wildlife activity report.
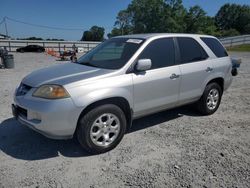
[77,104,127,154]
[196,82,222,115]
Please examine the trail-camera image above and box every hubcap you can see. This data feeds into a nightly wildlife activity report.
[206,88,219,110]
[90,113,120,147]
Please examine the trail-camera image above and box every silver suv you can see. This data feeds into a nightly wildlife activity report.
[12,34,235,153]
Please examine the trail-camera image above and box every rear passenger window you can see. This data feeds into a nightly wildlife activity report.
[139,38,175,69]
[201,37,228,57]
[177,37,208,64]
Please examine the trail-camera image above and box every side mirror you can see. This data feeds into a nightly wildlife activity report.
[135,59,152,71]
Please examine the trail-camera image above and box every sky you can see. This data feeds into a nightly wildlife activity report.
[0,0,249,40]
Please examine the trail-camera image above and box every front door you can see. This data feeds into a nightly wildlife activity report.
[132,37,181,117]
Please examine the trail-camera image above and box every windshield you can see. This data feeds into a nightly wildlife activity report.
[77,38,144,69]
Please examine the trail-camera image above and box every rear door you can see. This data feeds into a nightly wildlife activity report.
[176,37,213,104]
[132,37,181,117]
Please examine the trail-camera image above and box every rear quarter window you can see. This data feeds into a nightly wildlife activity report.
[200,37,228,58]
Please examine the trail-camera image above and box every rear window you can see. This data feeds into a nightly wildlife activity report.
[201,37,228,58]
[177,37,208,64]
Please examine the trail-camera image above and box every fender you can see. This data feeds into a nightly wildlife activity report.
[201,72,225,94]
[66,74,134,110]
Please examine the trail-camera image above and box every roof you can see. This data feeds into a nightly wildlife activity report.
[114,33,214,39]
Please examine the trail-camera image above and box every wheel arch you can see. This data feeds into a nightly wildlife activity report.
[206,77,224,92]
[75,97,133,136]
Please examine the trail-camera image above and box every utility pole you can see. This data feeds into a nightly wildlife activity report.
[4,17,9,37]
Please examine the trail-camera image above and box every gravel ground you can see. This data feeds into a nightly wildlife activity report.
[0,52,249,188]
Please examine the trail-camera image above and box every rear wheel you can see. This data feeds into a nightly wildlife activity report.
[77,104,127,154]
[196,82,222,115]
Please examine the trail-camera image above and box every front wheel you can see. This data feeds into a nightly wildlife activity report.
[196,82,222,115]
[77,104,127,154]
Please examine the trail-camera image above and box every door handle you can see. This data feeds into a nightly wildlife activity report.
[170,73,180,79]
[206,67,213,72]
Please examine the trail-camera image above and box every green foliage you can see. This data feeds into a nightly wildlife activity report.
[16,37,65,41]
[215,4,250,34]
[17,37,43,40]
[164,0,187,33]
[185,6,209,33]
[108,0,217,37]
[114,10,133,35]
[81,26,105,41]
[220,29,240,37]
[127,0,167,33]
[227,44,250,52]
[46,38,64,41]
[109,0,249,38]
[107,28,123,38]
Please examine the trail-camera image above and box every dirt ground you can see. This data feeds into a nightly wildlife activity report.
[0,52,249,188]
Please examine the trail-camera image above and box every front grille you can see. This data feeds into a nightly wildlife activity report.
[16,83,32,96]
[17,106,27,118]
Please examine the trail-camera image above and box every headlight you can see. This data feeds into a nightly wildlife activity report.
[33,85,70,99]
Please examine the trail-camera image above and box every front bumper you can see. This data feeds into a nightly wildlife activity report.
[13,93,83,140]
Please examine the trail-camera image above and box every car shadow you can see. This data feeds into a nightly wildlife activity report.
[128,105,200,133]
[0,105,200,161]
[55,59,69,61]
[0,118,90,160]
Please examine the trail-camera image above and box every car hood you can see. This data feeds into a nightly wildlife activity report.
[22,63,114,87]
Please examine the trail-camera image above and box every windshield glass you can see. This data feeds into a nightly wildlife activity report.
[77,38,144,69]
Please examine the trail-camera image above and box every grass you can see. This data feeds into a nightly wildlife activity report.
[227,44,250,52]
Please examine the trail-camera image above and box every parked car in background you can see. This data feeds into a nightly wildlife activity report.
[16,45,45,52]
[12,33,239,154]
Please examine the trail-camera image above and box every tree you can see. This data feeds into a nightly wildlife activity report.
[127,0,167,33]
[108,10,133,38]
[164,0,187,32]
[114,10,133,35]
[215,3,250,34]
[237,5,250,34]
[90,26,105,41]
[184,6,217,35]
[81,26,105,41]
[17,37,43,40]
[109,0,188,36]
[81,31,93,41]
[220,29,240,37]
[107,27,123,38]
[110,0,247,37]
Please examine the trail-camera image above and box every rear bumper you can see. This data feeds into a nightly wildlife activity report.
[13,95,83,140]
